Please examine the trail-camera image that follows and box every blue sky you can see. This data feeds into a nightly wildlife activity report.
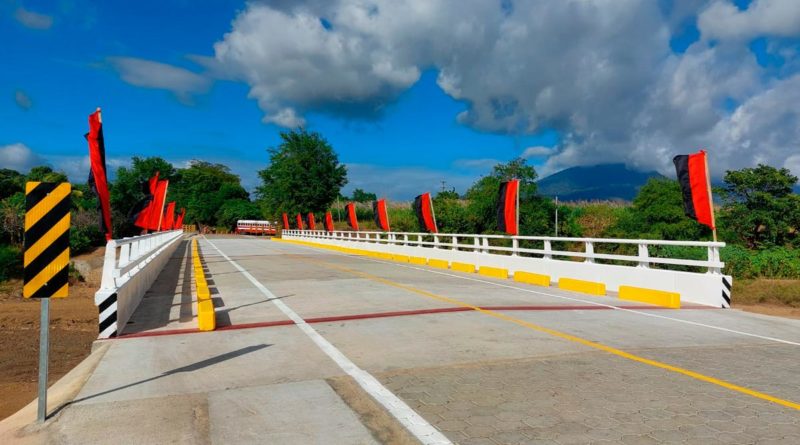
[3,1,800,199]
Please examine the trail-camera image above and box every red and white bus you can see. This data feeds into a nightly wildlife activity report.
[236,220,277,236]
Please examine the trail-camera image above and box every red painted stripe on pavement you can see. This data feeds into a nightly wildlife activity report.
[112,304,716,339]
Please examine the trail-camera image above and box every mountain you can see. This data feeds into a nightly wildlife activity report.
[537,164,665,202]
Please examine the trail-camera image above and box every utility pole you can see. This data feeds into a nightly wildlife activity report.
[554,196,559,237]
[440,180,447,193]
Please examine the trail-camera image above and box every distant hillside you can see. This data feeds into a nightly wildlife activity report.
[537,164,664,201]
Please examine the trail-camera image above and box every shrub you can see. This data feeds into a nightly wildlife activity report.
[0,244,21,281]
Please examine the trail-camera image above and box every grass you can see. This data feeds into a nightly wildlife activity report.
[732,279,800,308]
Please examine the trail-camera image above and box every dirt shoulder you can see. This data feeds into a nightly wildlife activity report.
[0,248,102,421]
[731,278,800,320]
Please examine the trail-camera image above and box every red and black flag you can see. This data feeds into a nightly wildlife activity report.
[85,108,113,241]
[163,202,176,230]
[131,172,159,230]
[324,211,334,232]
[306,212,316,230]
[372,199,390,231]
[497,179,520,236]
[673,150,715,230]
[413,192,437,233]
[175,208,186,229]
[282,212,290,229]
[148,179,169,230]
[296,213,304,230]
[345,202,359,231]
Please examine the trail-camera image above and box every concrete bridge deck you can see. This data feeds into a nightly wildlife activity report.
[5,235,800,444]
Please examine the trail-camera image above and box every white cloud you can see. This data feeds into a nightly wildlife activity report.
[521,146,555,158]
[208,0,800,179]
[14,90,32,110]
[344,163,476,200]
[14,7,53,30]
[108,57,211,102]
[698,0,800,41]
[0,143,46,172]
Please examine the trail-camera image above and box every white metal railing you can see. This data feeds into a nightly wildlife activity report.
[282,230,725,273]
[99,230,184,290]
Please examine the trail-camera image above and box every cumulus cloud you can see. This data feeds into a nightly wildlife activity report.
[209,0,800,179]
[345,163,476,200]
[14,90,32,110]
[698,0,800,41]
[108,57,211,103]
[0,143,46,172]
[14,7,53,30]
[521,146,556,158]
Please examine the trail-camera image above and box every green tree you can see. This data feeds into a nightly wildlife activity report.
[432,190,471,233]
[110,157,176,236]
[256,129,347,216]
[171,161,249,225]
[718,164,800,248]
[215,199,262,228]
[350,188,377,203]
[610,178,708,240]
[463,158,565,236]
[0,169,24,200]
[26,166,68,183]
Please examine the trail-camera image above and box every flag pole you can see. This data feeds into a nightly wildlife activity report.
[703,151,717,242]
[515,178,520,236]
[429,193,438,233]
[157,181,169,231]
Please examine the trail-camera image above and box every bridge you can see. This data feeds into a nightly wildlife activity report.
[2,231,799,444]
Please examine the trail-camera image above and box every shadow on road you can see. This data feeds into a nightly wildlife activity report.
[49,344,271,418]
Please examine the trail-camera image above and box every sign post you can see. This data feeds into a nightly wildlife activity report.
[23,182,71,422]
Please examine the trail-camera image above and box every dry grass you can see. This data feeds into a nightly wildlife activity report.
[732,279,800,308]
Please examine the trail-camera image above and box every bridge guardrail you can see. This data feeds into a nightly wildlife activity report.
[94,230,184,338]
[282,230,732,308]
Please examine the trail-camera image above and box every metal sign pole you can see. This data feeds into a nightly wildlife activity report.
[37,297,50,422]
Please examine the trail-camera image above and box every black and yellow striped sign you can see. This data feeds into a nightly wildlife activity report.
[23,182,71,299]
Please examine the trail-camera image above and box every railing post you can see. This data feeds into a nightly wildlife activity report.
[433,235,440,249]
[473,236,480,253]
[512,238,519,256]
[708,245,722,274]
[403,234,408,246]
[100,240,118,290]
[584,241,594,263]
[452,236,458,251]
[637,243,650,268]
[482,237,490,254]
[543,240,552,259]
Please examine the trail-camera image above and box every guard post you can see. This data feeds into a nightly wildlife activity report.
[23,182,71,423]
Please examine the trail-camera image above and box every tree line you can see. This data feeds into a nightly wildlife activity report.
[2,127,799,282]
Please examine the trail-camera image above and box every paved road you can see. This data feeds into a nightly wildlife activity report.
[28,236,800,444]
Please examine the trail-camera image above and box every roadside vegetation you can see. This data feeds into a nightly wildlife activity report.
[2,129,799,309]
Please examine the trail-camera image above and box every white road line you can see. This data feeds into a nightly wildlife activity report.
[202,237,452,445]
[278,240,800,347]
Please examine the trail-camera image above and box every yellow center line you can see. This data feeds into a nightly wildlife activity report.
[289,252,800,412]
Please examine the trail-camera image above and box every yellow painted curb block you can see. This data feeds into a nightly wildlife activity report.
[513,271,550,287]
[409,256,427,265]
[198,299,215,331]
[392,254,410,263]
[198,286,210,300]
[451,262,476,273]
[478,266,509,279]
[428,259,449,269]
[559,277,606,296]
[619,285,680,309]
